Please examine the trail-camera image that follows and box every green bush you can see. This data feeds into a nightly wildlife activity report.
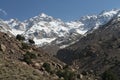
[23,52,37,64]
[42,62,51,73]
[16,34,25,41]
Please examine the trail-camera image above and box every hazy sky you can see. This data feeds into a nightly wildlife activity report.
[0,0,120,21]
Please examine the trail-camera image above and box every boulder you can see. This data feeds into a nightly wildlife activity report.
[33,63,40,69]
[0,44,6,52]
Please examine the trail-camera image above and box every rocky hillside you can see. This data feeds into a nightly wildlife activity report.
[1,31,96,80]
[0,31,68,80]
[56,12,120,80]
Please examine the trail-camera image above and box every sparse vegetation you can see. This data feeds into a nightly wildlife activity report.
[0,56,50,80]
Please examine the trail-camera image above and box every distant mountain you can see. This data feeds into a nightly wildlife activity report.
[0,9,120,48]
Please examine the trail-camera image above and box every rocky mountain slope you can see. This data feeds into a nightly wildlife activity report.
[0,32,65,80]
[0,31,100,80]
[56,10,120,80]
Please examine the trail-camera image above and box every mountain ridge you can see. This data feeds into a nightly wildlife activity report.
[0,9,120,48]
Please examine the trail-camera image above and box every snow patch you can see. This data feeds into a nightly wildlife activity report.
[34,38,56,46]
[9,29,24,36]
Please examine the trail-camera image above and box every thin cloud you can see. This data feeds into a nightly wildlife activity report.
[0,9,7,16]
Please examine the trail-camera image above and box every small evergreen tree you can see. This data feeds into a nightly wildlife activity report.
[22,42,30,49]
[16,34,25,41]
[42,62,51,73]
[56,69,75,80]
[28,39,35,44]
[56,70,64,78]
[23,51,37,64]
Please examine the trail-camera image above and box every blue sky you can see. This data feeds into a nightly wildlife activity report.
[0,0,120,21]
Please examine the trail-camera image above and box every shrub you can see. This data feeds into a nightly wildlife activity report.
[56,70,64,78]
[16,34,25,41]
[22,43,29,49]
[56,69,75,80]
[64,70,75,80]
[23,52,37,64]
[42,62,51,73]
[23,56,32,64]
[26,51,37,59]
[28,39,35,44]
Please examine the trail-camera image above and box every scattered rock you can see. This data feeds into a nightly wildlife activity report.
[0,44,6,52]
[80,74,83,79]
[33,63,40,69]
[56,64,63,69]
[52,74,59,79]
[22,62,28,65]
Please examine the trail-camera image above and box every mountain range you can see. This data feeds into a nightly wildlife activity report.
[0,9,120,49]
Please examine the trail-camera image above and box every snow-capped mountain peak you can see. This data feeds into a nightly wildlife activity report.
[1,9,120,47]
[99,9,120,16]
[40,13,49,18]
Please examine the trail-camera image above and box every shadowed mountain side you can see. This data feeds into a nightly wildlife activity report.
[55,16,120,79]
